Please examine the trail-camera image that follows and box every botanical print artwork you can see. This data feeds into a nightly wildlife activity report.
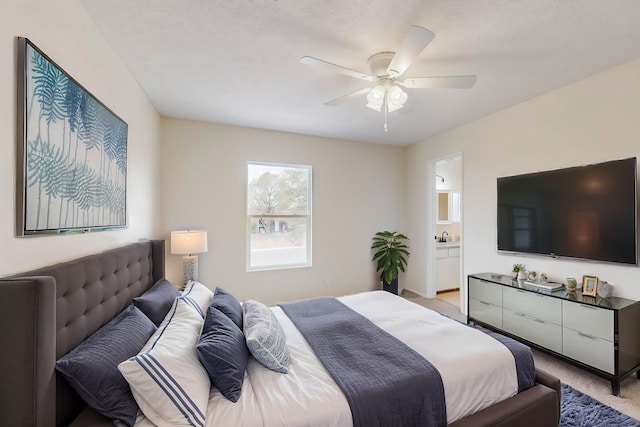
[22,40,127,234]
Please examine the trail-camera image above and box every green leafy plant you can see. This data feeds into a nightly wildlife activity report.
[512,263,524,273]
[371,231,410,284]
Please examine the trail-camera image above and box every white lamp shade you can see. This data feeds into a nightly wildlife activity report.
[366,85,385,112]
[386,86,407,112]
[171,230,208,255]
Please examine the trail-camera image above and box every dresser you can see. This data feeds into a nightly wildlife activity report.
[468,273,640,395]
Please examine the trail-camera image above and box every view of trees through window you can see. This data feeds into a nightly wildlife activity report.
[247,162,311,270]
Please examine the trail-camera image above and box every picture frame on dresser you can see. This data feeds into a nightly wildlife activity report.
[582,275,598,296]
[16,37,128,236]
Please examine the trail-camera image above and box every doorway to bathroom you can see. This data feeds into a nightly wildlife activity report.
[434,155,462,308]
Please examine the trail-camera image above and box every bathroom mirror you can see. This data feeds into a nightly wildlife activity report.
[437,191,452,224]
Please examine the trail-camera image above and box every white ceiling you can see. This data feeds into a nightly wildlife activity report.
[80,0,640,146]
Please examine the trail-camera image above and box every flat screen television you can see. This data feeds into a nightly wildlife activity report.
[497,157,638,265]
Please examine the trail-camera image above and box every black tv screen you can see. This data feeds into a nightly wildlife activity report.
[497,157,637,265]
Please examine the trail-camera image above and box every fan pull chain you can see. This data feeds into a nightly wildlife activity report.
[384,94,388,132]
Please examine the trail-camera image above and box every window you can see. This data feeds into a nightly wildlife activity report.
[246,162,312,271]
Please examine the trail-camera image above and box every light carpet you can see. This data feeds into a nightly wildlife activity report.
[403,293,640,421]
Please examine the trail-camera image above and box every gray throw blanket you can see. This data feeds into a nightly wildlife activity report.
[485,331,536,392]
[280,298,447,427]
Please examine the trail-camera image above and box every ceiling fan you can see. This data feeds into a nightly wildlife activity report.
[300,25,476,131]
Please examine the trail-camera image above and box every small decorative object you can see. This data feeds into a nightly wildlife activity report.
[527,271,537,281]
[582,275,598,297]
[517,269,528,280]
[512,263,523,280]
[565,277,577,292]
[371,231,409,295]
[597,281,614,298]
[538,273,548,284]
[171,230,208,287]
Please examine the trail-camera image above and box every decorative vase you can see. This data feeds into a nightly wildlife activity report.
[597,282,613,298]
[517,270,527,280]
[511,271,518,280]
[565,277,577,292]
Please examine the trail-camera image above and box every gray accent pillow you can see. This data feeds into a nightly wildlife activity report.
[196,306,249,402]
[212,287,243,330]
[243,300,289,373]
[133,278,179,325]
[56,305,157,426]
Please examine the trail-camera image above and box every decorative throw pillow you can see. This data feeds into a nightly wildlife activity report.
[211,287,243,330]
[133,278,180,326]
[181,280,214,317]
[243,300,289,374]
[56,305,157,426]
[118,297,210,427]
[197,306,249,402]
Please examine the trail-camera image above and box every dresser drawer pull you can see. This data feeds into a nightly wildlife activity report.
[514,312,544,324]
[578,332,598,340]
[579,304,597,310]
[479,300,491,306]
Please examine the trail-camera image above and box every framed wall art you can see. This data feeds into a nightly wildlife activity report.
[16,37,128,236]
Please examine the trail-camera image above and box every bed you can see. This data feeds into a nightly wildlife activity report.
[0,240,560,426]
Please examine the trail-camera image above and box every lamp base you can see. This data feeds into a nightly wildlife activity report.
[182,255,199,288]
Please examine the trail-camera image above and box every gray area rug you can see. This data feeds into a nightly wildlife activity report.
[561,383,640,426]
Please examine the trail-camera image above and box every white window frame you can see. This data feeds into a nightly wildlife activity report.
[246,161,312,271]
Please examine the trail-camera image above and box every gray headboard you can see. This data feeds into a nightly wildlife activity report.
[0,240,165,427]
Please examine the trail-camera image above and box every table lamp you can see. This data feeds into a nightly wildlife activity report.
[171,230,208,287]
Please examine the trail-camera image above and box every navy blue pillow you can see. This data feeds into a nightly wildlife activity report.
[196,306,249,402]
[212,287,243,330]
[133,278,179,326]
[56,305,157,426]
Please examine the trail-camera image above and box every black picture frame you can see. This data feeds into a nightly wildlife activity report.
[17,37,128,236]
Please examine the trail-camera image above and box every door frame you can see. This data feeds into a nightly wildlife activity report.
[428,153,465,313]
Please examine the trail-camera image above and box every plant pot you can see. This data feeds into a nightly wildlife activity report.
[383,277,398,295]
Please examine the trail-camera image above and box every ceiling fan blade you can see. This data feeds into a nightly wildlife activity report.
[387,25,435,77]
[324,87,372,106]
[300,56,376,81]
[401,75,477,89]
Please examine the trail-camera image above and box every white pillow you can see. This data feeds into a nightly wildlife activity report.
[181,280,214,317]
[118,297,210,427]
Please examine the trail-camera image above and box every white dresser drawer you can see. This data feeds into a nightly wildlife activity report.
[469,298,502,328]
[448,247,461,257]
[563,328,614,374]
[469,278,502,307]
[503,287,562,325]
[503,308,562,353]
[562,301,614,341]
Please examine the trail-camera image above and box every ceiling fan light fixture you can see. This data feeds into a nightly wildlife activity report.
[366,85,385,111]
[386,85,408,112]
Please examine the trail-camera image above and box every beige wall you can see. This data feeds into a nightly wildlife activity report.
[0,0,161,275]
[159,118,406,305]
[406,57,640,307]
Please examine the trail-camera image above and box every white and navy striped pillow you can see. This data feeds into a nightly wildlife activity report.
[181,280,214,317]
[119,297,209,426]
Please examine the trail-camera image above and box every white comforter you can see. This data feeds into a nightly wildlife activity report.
[137,291,518,426]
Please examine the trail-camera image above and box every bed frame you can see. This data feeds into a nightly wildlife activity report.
[0,240,560,427]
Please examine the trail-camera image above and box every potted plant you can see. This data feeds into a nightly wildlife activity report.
[371,231,410,295]
[512,264,523,280]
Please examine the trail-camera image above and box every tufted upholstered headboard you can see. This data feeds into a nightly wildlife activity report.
[0,240,165,427]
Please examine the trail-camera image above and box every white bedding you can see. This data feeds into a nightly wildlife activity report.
[136,291,519,426]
